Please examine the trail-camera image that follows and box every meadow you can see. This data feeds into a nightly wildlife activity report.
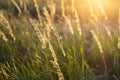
[0,0,120,80]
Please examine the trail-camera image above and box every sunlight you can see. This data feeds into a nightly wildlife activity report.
[73,0,111,22]
[88,0,108,20]
[96,1,108,20]
[87,0,98,21]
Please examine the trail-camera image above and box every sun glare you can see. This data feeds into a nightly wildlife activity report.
[87,0,108,20]
[73,0,117,22]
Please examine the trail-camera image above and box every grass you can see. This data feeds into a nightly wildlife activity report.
[0,0,120,80]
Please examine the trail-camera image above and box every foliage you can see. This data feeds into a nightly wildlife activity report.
[0,0,119,80]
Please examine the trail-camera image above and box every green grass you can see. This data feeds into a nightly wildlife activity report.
[0,0,120,80]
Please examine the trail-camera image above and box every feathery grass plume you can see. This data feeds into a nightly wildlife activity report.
[19,0,27,13]
[43,7,66,56]
[11,0,22,16]
[47,0,56,20]
[43,7,52,27]
[87,0,98,22]
[0,12,15,42]
[0,30,8,42]
[96,0,108,20]
[74,9,82,36]
[61,0,65,17]
[70,0,82,36]
[103,25,112,40]
[43,7,53,38]
[33,0,42,25]
[50,60,64,80]
[29,18,64,80]
[43,7,57,33]
[65,16,74,35]
[45,33,65,80]
[90,30,103,53]
[47,40,64,80]
[90,30,108,80]
[44,21,51,38]
[1,66,11,79]
[29,18,46,49]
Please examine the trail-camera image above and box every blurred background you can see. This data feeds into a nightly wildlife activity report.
[0,0,119,24]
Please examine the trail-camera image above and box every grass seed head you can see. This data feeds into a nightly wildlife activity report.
[0,12,15,42]
[90,30,103,53]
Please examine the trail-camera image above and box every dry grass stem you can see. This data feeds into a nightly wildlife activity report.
[29,18,46,49]
[90,30,103,53]
[65,16,74,35]
[88,0,98,22]
[74,9,82,36]
[11,0,22,16]
[48,41,64,80]
[47,0,56,20]
[43,7,66,56]
[0,12,15,41]
[90,30,108,80]
[0,30,8,42]
[33,0,42,25]
[103,25,112,40]
[97,2,108,20]
[30,18,64,80]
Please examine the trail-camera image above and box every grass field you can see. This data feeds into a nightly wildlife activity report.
[0,0,120,80]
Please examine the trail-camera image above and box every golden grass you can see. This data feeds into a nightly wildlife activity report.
[90,30,103,53]
[96,1,108,20]
[0,12,15,42]
[90,30,108,80]
[0,30,8,42]
[0,0,119,79]
[87,0,98,22]
[103,25,112,40]
[74,9,82,36]
[29,18,64,80]
[33,0,42,25]
[43,6,66,56]
[11,0,22,16]
[65,16,74,35]
[31,1,65,79]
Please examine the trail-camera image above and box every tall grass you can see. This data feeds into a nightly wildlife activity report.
[0,0,119,80]
[0,11,15,42]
